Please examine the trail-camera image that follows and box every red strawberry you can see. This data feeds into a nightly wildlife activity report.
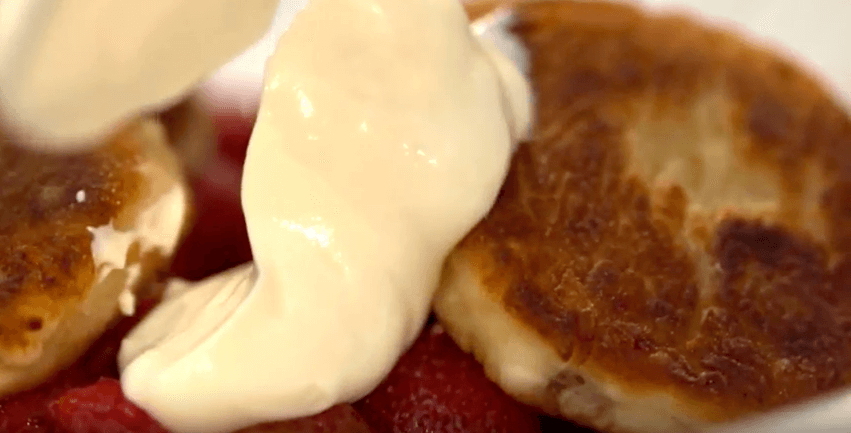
[49,378,168,433]
[354,322,542,433]
[0,383,63,433]
[213,113,255,165]
[169,112,255,281]
[50,378,372,433]
[169,154,252,281]
[235,405,373,433]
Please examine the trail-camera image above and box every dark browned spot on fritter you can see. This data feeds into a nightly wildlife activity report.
[25,318,43,332]
[0,129,142,351]
[460,0,851,421]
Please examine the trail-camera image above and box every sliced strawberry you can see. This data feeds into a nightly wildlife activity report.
[49,378,372,433]
[48,378,168,433]
[169,155,252,281]
[213,113,255,165]
[235,405,373,433]
[168,111,256,281]
[0,384,63,433]
[354,322,542,433]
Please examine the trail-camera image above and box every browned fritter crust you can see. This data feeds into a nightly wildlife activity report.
[0,129,143,360]
[158,96,216,174]
[457,0,851,423]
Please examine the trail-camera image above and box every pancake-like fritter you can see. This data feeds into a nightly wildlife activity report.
[0,118,190,397]
[160,95,216,174]
[437,1,851,432]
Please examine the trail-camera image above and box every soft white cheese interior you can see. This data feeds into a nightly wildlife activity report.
[88,182,188,316]
[0,0,278,150]
[117,0,532,432]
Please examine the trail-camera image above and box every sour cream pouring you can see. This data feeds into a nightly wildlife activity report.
[119,0,530,431]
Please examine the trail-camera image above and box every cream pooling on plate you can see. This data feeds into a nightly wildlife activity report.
[118,0,531,431]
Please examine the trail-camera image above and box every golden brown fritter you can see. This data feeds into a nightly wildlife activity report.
[438,1,851,432]
[159,95,216,174]
[0,119,190,397]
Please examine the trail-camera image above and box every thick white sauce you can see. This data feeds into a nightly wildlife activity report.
[118,0,531,432]
[0,0,278,151]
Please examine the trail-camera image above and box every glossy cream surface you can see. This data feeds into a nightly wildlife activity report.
[118,0,531,431]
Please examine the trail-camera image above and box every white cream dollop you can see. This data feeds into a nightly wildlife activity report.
[118,0,531,432]
[0,0,278,151]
